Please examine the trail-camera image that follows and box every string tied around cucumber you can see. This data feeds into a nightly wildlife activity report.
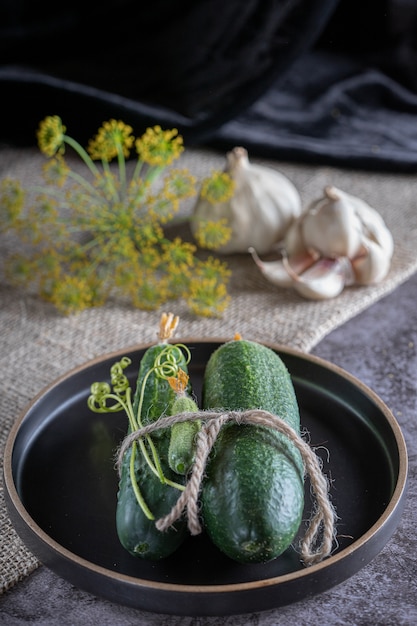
[116,408,337,566]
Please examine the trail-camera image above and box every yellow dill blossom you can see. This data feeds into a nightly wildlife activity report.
[200,171,235,203]
[16,199,61,245]
[130,270,170,310]
[4,254,33,286]
[161,238,196,274]
[192,218,232,250]
[1,116,232,316]
[195,255,231,282]
[163,169,197,200]
[94,169,120,200]
[148,193,180,224]
[0,178,25,226]
[42,156,70,187]
[186,277,230,317]
[135,126,183,167]
[127,177,150,205]
[46,274,102,314]
[37,115,66,157]
[113,259,138,291]
[132,219,164,247]
[87,119,134,161]
[105,232,138,262]
[138,245,161,270]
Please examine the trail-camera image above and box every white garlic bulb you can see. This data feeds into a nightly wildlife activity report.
[300,186,363,259]
[191,147,301,254]
[250,185,394,300]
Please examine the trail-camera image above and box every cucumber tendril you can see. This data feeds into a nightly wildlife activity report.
[88,343,191,519]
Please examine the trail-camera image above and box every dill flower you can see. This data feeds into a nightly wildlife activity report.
[37,115,66,157]
[127,177,150,206]
[161,238,196,274]
[0,178,25,226]
[148,194,180,224]
[135,126,184,167]
[132,220,165,247]
[186,276,231,317]
[42,156,70,187]
[163,169,197,200]
[94,170,120,200]
[200,171,235,203]
[88,119,135,161]
[130,270,170,310]
[185,256,231,316]
[4,254,33,285]
[1,116,233,317]
[192,218,232,250]
[195,255,232,282]
[46,274,103,314]
[138,245,162,270]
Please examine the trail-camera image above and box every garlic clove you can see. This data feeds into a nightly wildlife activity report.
[282,255,353,300]
[191,147,301,255]
[249,246,319,288]
[249,247,293,287]
[284,217,311,258]
[351,240,392,285]
[301,186,363,259]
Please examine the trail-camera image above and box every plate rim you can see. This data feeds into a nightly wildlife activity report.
[3,338,409,598]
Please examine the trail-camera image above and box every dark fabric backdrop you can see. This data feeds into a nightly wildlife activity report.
[1,0,417,170]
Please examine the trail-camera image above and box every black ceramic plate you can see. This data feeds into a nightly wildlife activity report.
[4,340,408,617]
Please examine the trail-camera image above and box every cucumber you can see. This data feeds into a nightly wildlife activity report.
[201,338,304,563]
[167,385,201,475]
[131,342,190,429]
[116,435,187,559]
[116,315,191,560]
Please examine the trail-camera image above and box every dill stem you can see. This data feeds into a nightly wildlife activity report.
[63,135,100,178]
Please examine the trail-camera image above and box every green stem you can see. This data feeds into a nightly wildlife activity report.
[144,165,164,186]
[66,168,104,200]
[131,158,145,181]
[101,158,120,203]
[63,134,100,178]
[117,144,127,200]
[130,442,155,520]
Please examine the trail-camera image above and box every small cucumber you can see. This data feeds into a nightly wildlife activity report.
[167,373,201,475]
[201,337,304,563]
[116,314,191,560]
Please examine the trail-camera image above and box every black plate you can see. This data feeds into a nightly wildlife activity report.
[3,340,408,616]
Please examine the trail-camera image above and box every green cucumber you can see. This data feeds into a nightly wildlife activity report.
[201,337,304,563]
[116,315,191,560]
[168,387,201,475]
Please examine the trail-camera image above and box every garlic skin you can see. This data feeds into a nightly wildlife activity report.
[250,185,394,300]
[191,147,301,254]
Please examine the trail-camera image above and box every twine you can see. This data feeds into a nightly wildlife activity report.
[116,409,337,566]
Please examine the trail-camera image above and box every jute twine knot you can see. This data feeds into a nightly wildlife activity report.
[116,409,337,566]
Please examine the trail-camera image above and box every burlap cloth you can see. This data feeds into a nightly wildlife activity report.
[1,144,417,594]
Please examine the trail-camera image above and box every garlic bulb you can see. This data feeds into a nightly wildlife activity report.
[300,186,363,259]
[250,185,394,300]
[191,147,301,254]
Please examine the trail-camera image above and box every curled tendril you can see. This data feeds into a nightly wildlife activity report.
[110,356,132,398]
[87,350,188,520]
[88,381,123,413]
[153,344,191,381]
[88,357,133,413]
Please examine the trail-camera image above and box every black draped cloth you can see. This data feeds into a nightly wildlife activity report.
[1,0,417,171]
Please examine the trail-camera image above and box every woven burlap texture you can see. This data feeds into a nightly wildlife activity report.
[1,144,417,594]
